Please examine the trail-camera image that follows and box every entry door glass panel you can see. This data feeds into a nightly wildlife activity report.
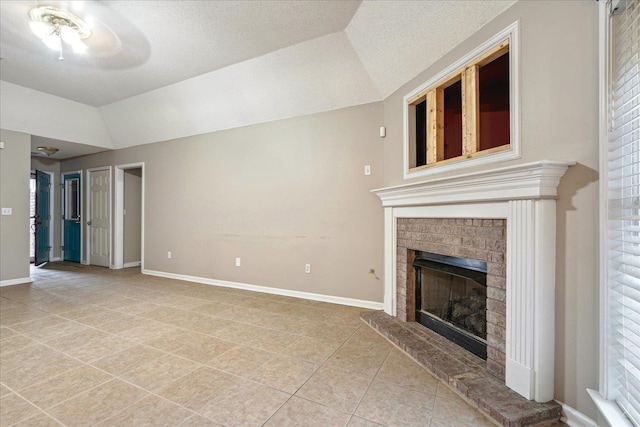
[65,179,79,219]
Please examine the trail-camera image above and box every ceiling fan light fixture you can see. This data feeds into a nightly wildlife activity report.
[29,6,91,60]
[37,146,60,157]
[42,31,62,52]
[60,26,88,53]
[29,21,52,40]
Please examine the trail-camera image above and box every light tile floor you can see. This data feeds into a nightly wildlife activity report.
[0,263,500,426]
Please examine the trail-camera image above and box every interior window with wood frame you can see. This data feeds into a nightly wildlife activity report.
[408,39,510,170]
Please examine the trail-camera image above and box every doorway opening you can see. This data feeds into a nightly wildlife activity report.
[114,163,144,270]
[29,174,36,263]
[31,170,54,266]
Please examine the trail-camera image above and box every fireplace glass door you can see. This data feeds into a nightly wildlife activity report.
[413,251,487,359]
[421,270,486,339]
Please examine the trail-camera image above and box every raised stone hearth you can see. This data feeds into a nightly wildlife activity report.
[361,310,562,426]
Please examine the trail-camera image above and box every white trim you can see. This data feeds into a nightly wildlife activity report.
[48,171,55,261]
[113,163,144,271]
[123,261,141,268]
[142,269,383,310]
[0,277,32,287]
[372,160,572,402]
[61,170,83,263]
[383,207,395,315]
[33,169,55,262]
[50,257,61,262]
[557,398,598,427]
[86,167,112,267]
[403,20,521,180]
[374,160,574,207]
[597,0,613,402]
[587,389,634,427]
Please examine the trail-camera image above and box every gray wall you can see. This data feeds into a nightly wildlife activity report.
[31,156,62,261]
[62,102,385,303]
[381,0,599,419]
[0,129,31,283]
[124,168,142,264]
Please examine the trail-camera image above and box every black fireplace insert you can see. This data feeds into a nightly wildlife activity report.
[413,251,487,359]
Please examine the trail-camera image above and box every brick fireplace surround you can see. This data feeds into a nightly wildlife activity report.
[365,161,573,426]
[397,217,507,379]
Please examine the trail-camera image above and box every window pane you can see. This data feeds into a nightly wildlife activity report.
[607,1,640,425]
[66,179,79,220]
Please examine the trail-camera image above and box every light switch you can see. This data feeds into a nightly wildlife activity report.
[364,165,371,176]
[1,208,12,215]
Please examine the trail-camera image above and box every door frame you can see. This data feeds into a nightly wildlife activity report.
[113,162,145,270]
[61,170,83,263]
[31,170,55,263]
[85,166,112,267]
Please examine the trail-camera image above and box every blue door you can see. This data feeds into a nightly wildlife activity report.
[34,170,50,266]
[63,173,81,262]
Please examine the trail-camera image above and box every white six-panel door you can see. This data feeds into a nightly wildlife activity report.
[88,168,110,267]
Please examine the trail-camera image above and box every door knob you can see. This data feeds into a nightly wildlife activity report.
[87,221,92,225]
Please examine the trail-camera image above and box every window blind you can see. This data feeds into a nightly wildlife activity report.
[608,0,640,425]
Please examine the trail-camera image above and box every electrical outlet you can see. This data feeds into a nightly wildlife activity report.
[364,165,371,176]
[167,251,172,259]
[1,208,12,216]
[235,257,241,267]
[305,264,311,274]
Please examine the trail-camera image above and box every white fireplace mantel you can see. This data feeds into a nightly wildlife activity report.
[372,160,574,403]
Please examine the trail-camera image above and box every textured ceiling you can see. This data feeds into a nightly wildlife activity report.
[346,1,517,98]
[0,0,362,106]
[0,0,516,155]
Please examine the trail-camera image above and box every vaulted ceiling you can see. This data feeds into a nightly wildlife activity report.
[0,0,515,157]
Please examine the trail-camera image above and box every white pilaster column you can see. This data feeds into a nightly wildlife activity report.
[383,207,396,316]
[506,198,556,402]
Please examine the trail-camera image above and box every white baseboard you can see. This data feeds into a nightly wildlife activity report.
[81,260,89,265]
[556,400,598,427]
[142,269,383,310]
[0,277,32,287]
[123,261,141,268]
[50,257,62,262]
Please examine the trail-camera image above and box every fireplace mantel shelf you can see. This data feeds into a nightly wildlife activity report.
[372,160,575,207]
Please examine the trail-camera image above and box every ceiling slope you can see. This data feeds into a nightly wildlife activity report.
[345,0,516,98]
[100,31,381,149]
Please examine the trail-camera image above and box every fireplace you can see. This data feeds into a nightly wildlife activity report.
[398,218,505,378]
[413,251,487,359]
[372,161,574,402]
